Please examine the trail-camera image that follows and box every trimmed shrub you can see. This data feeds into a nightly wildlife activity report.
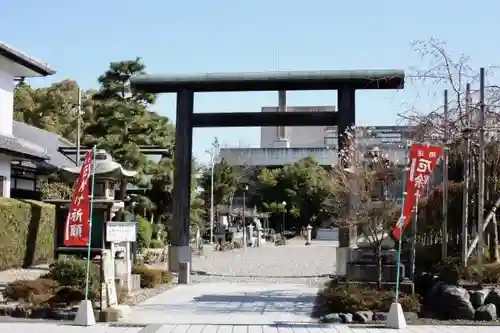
[23,200,56,266]
[0,198,55,270]
[150,239,165,249]
[132,265,172,288]
[316,280,421,316]
[39,181,72,200]
[2,278,59,302]
[152,223,165,240]
[433,257,500,285]
[46,257,101,300]
[137,217,152,251]
[132,265,161,288]
[160,270,173,284]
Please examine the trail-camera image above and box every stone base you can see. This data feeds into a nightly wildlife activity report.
[73,300,95,326]
[338,226,357,247]
[386,302,407,329]
[346,263,404,282]
[168,245,191,273]
[336,247,356,276]
[179,261,191,284]
[98,308,120,322]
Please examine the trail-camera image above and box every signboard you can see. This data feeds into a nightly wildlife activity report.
[361,126,418,145]
[106,222,137,243]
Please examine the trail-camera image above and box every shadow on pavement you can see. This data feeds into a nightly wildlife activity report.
[134,289,315,317]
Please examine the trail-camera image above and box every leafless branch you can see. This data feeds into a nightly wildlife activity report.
[401,38,500,153]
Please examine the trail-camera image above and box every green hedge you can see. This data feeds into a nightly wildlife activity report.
[0,197,55,270]
[136,217,152,251]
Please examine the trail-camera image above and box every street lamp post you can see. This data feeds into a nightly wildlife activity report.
[462,126,473,265]
[242,185,248,248]
[207,137,219,244]
[282,201,287,235]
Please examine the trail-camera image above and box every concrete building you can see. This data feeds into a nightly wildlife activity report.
[260,105,338,149]
[220,107,418,167]
[0,42,55,197]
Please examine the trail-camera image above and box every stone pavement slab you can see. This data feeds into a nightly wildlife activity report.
[0,322,144,333]
[121,282,318,325]
[0,323,498,333]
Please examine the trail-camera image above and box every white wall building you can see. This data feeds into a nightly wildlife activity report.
[220,102,418,167]
[260,106,337,149]
[0,42,55,197]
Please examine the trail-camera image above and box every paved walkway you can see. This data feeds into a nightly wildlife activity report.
[0,322,497,333]
[121,282,318,325]
[132,241,336,325]
[187,239,337,285]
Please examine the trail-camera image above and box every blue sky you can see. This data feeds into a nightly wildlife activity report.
[1,0,498,164]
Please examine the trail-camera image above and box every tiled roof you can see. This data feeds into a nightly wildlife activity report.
[13,121,75,169]
[0,134,49,160]
[0,42,55,76]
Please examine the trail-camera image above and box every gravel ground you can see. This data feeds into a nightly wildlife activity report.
[0,265,48,284]
[189,239,337,285]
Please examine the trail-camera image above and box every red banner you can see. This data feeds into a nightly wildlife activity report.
[392,143,444,240]
[64,150,94,246]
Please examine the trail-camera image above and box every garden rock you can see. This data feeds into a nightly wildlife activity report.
[484,288,500,316]
[475,303,497,321]
[10,306,29,318]
[30,307,50,319]
[320,313,342,323]
[404,312,419,322]
[422,280,444,314]
[414,272,440,297]
[470,289,489,309]
[373,312,388,321]
[339,313,353,323]
[353,310,373,323]
[439,285,475,320]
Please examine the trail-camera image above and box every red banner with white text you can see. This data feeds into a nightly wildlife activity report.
[392,143,444,240]
[63,151,94,246]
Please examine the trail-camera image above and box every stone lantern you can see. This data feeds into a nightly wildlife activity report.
[59,150,137,217]
[52,150,140,302]
[47,150,137,258]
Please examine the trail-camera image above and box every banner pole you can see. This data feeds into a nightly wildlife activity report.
[84,146,97,302]
[395,140,411,302]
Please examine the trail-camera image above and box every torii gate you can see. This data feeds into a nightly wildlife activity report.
[130,69,404,273]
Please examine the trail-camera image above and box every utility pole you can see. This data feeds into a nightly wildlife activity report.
[242,185,248,248]
[209,137,219,244]
[442,89,449,259]
[462,83,471,265]
[76,88,82,166]
[478,67,486,274]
